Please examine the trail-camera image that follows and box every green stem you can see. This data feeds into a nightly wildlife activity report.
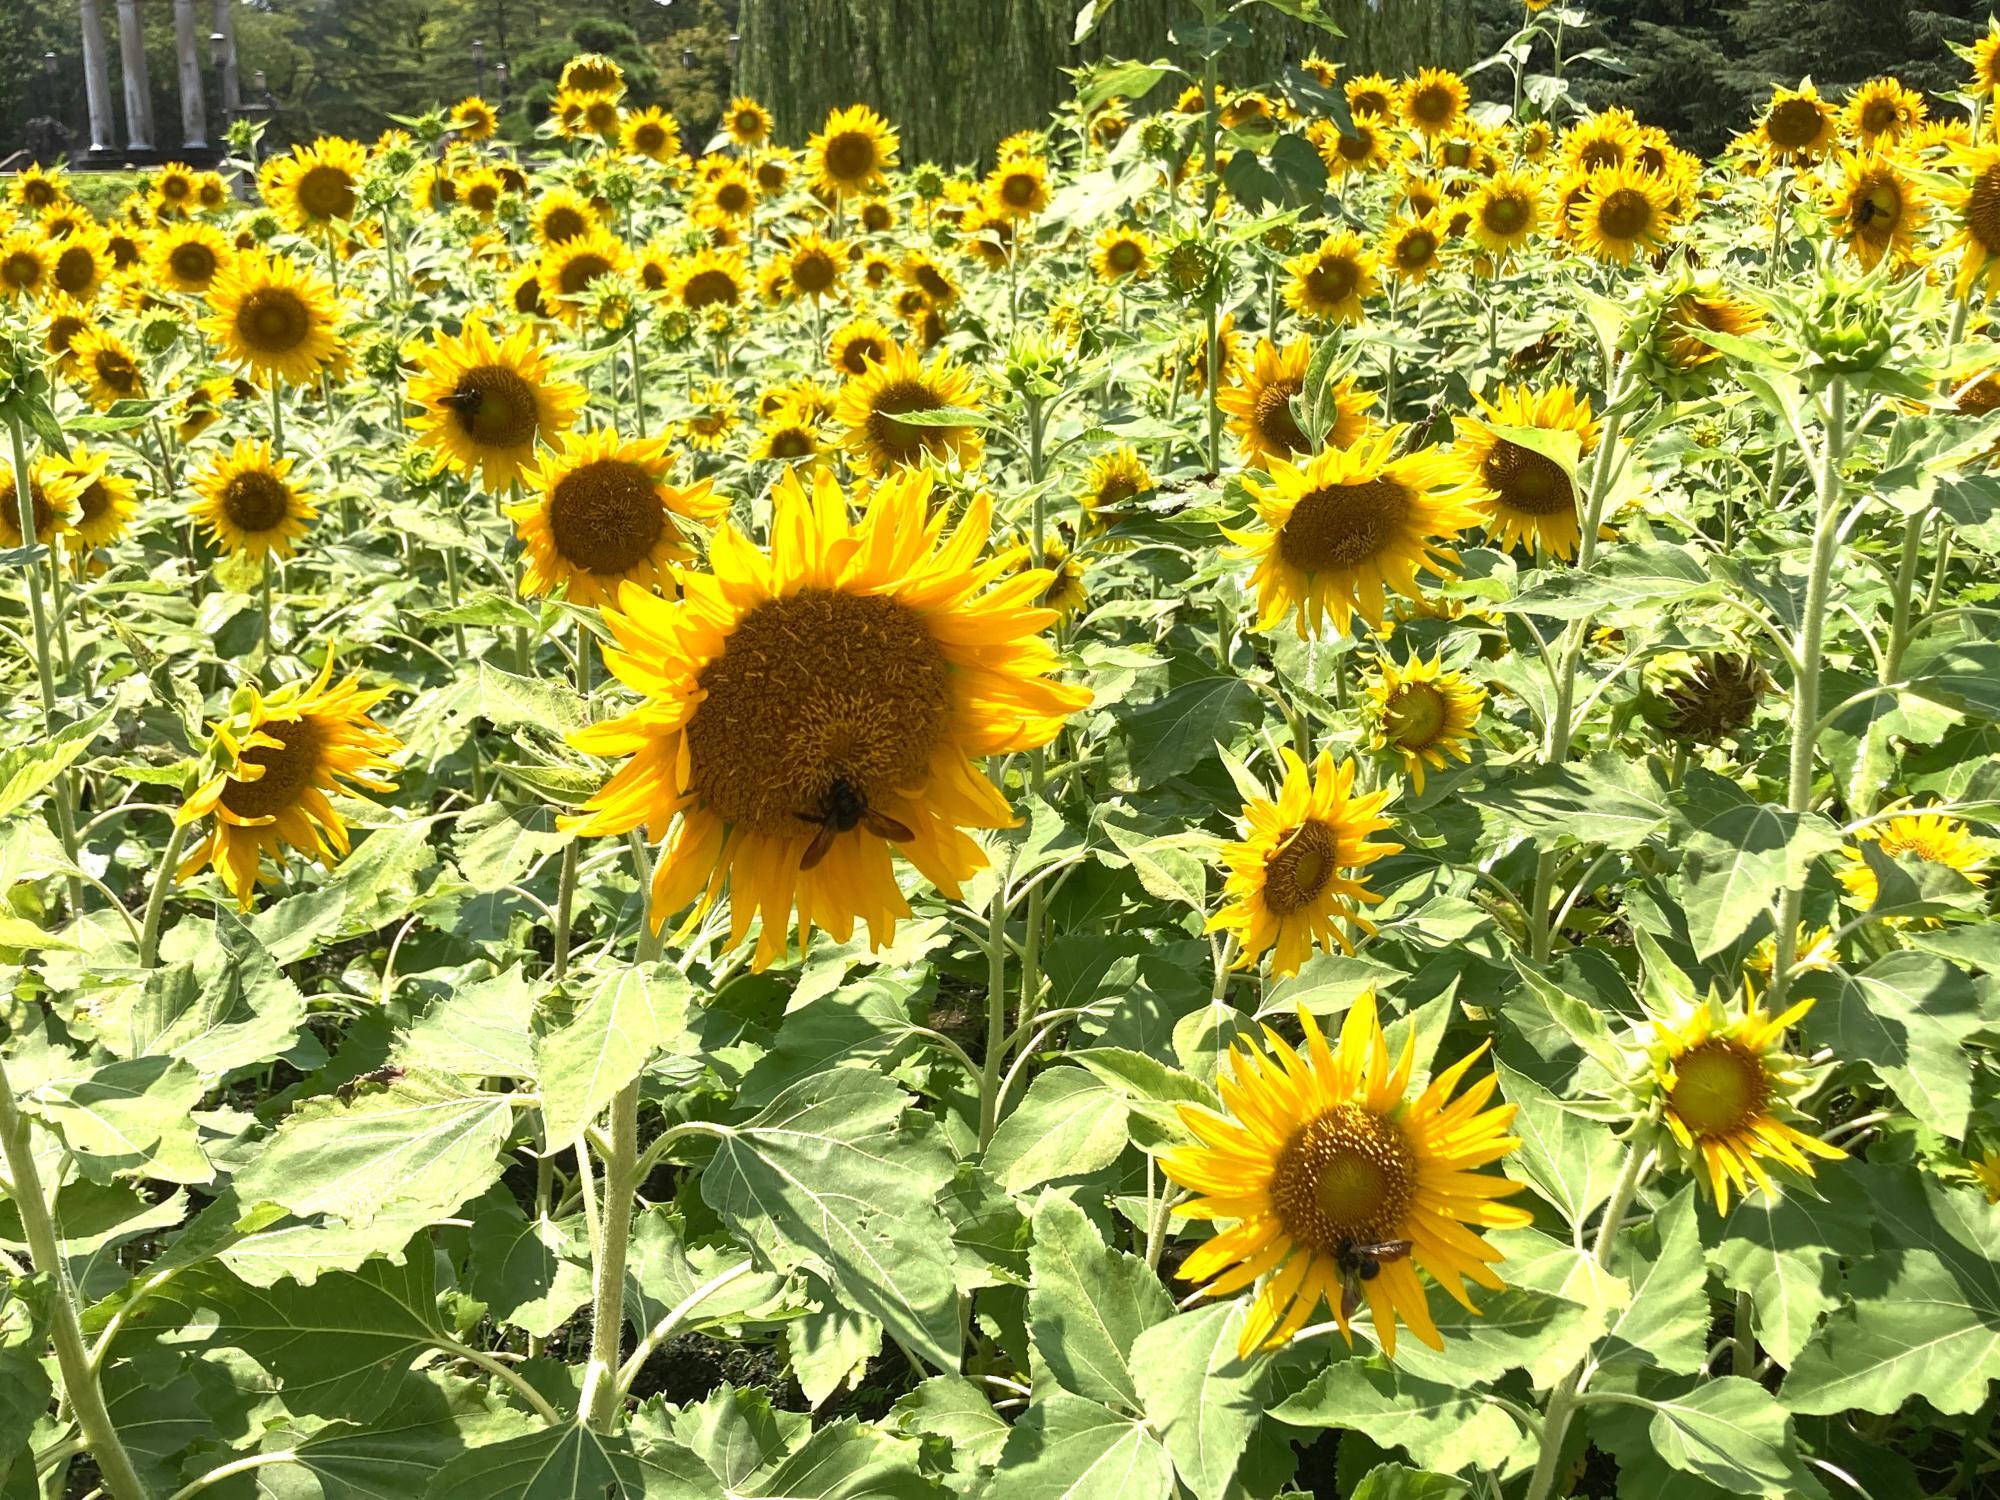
[268,378,284,457]
[976,869,1010,1148]
[1731,1288,1756,1376]
[0,1058,150,1500]
[628,323,646,430]
[138,819,192,966]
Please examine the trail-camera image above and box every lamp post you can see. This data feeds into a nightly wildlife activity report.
[471,36,485,92]
[494,61,510,111]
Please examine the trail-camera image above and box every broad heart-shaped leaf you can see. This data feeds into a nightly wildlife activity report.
[535,962,691,1143]
[466,1203,593,1339]
[232,1066,515,1234]
[1463,755,1671,851]
[1599,1185,1707,1375]
[1707,1168,1874,1368]
[700,1069,961,1370]
[24,1053,212,1185]
[1130,1301,1267,1500]
[252,818,448,964]
[1900,635,2000,718]
[1783,1162,2000,1416]
[891,1375,1012,1483]
[1674,803,1843,958]
[984,1067,1129,1195]
[1497,541,1711,621]
[1605,1376,1804,1497]
[1494,1059,1625,1234]
[663,1384,811,1491]
[974,1392,1175,1500]
[0,1286,51,1476]
[1349,1463,1471,1500]
[1117,675,1262,784]
[425,1421,717,1500]
[398,965,543,1082]
[151,1238,446,1422]
[1390,1283,1607,1390]
[1270,1358,1520,1476]
[1027,1191,1172,1411]
[1797,952,1983,1136]
[733,1419,937,1499]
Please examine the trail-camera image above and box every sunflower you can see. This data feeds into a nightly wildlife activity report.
[1234,429,1479,639]
[259,138,366,234]
[836,344,983,476]
[1824,151,1925,270]
[1642,989,1843,1210]
[1975,22,2000,98]
[998,533,1087,621]
[1080,445,1153,540]
[681,379,739,452]
[808,104,899,198]
[668,246,747,312]
[1161,991,1528,1357]
[408,319,586,491]
[1468,168,1542,256]
[783,232,847,302]
[1835,812,1990,913]
[1568,164,1675,264]
[1219,337,1371,468]
[508,428,722,609]
[901,251,961,308]
[537,229,629,325]
[766,376,840,427]
[202,252,344,387]
[40,204,93,241]
[562,466,1087,969]
[1973,1152,2000,1204]
[1844,77,1926,148]
[1312,115,1392,180]
[984,156,1050,221]
[1657,652,1767,742]
[50,445,138,550]
[698,162,759,225]
[505,264,547,318]
[1400,68,1468,139]
[0,457,78,547]
[10,163,69,213]
[39,294,91,372]
[754,152,795,196]
[69,327,145,410]
[752,409,828,469]
[450,95,499,140]
[1518,120,1554,164]
[47,229,110,302]
[1451,383,1599,560]
[191,439,316,560]
[411,164,458,216]
[558,88,623,143]
[1345,73,1398,119]
[725,96,775,147]
[531,188,598,247]
[622,107,681,163]
[827,316,897,378]
[1365,653,1484,793]
[1657,284,1767,373]
[559,53,625,96]
[459,166,505,218]
[175,658,402,909]
[150,219,233,295]
[1757,83,1839,165]
[1559,110,1641,176]
[1943,144,2000,300]
[959,208,1015,272]
[1283,233,1378,325]
[173,375,242,444]
[1380,212,1447,285]
[0,232,50,300]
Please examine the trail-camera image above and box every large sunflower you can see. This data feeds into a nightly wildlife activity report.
[1161,992,1529,1357]
[1756,83,1839,165]
[408,319,585,491]
[175,658,401,909]
[1559,110,1641,176]
[151,220,234,294]
[1283,233,1378,325]
[0,457,79,548]
[1642,989,1843,1210]
[1835,812,1989,913]
[621,107,682,163]
[190,439,317,561]
[984,156,1050,221]
[1943,144,2000,300]
[537,229,629,325]
[1218,337,1372,467]
[808,104,899,198]
[202,251,344,386]
[782,232,847,302]
[835,344,983,476]
[532,188,598,248]
[668,247,748,312]
[1090,226,1154,283]
[1825,151,1925,270]
[1975,22,2000,98]
[1366,653,1484,793]
[562,466,1088,970]
[259,138,366,234]
[69,327,145,410]
[1568,165,1675,264]
[1844,77,1926,149]
[0,231,51,301]
[1212,750,1399,977]
[1452,383,1599,560]
[51,445,139,550]
[450,95,498,141]
[725,96,775,147]
[1233,429,1480,639]
[507,428,723,609]
[1400,68,1469,139]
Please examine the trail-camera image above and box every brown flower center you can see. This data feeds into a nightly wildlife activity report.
[170,241,218,284]
[446,365,540,449]
[93,349,140,396]
[1395,229,1437,270]
[1106,239,1142,272]
[1409,85,1455,126]
[1,476,59,541]
[1278,477,1409,572]
[295,164,356,222]
[1482,194,1529,235]
[764,427,815,459]
[2,251,43,290]
[1595,188,1655,242]
[714,181,752,216]
[75,476,113,527]
[865,379,952,464]
[791,250,838,294]
[1765,98,1826,150]
[238,288,311,355]
[1253,377,1310,457]
[1336,129,1376,164]
[1483,438,1572,517]
[546,459,666,575]
[1304,256,1358,307]
[556,251,614,296]
[1000,171,1040,207]
[681,268,740,309]
[632,122,667,154]
[1271,1102,1417,1251]
[1385,681,1448,751]
[53,246,98,295]
[1859,99,1900,136]
[220,717,325,819]
[838,335,887,376]
[1263,820,1336,915]
[823,130,879,183]
[685,590,949,832]
[222,468,292,533]
[541,205,589,243]
[1967,167,2000,257]
[1668,1040,1768,1139]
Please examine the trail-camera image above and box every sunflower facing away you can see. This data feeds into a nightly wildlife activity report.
[1212,750,1399,977]
[1453,383,1600,560]
[562,466,1088,970]
[835,344,983,476]
[1657,283,1767,374]
[1642,988,1843,1210]
[1162,992,1529,1357]
[1218,337,1372,467]
[409,319,585,491]
[809,104,899,198]
[175,657,402,909]
[1234,429,1480,639]
[1834,812,1990,914]
[1366,653,1485,793]
[191,439,317,561]
[202,252,344,386]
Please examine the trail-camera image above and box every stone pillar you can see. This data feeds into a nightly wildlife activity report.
[113,0,153,151]
[76,0,118,155]
[212,0,240,117]
[173,0,207,149]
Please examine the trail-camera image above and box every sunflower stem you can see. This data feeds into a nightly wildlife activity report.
[268,377,284,457]
[976,862,1012,1149]
[1731,1288,1757,1375]
[627,323,646,431]
[0,1056,150,1500]
[139,818,192,967]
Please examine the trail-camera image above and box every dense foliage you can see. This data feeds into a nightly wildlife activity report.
[3,1,2000,1497]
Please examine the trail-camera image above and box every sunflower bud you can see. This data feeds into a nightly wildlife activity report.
[1620,267,1767,396]
[1138,116,1179,159]
[909,163,946,201]
[1003,330,1068,396]
[136,312,183,355]
[1799,275,1897,376]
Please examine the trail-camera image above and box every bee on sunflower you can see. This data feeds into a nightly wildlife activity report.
[1452,383,1600,560]
[1824,151,1926,270]
[408,319,585,492]
[190,439,317,561]
[175,658,402,909]
[1364,653,1485,793]
[835,344,984,476]
[1844,77,1926,148]
[561,465,1088,970]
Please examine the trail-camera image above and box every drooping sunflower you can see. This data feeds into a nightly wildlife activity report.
[1452,383,1599,560]
[835,344,983,476]
[725,96,775,147]
[537,229,629,325]
[173,375,244,444]
[259,137,366,234]
[47,228,110,302]
[562,465,1089,970]
[201,251,344,387]
[1283,233,1378,325]
[1212,751,1399,976]
[175,658,402,909]
[1823,151,1925,271]
[1657,652,1768,742]
[408,319,586,491]
[150,219,234,295]
[1568,164,1675,264]
[505,264,547,319]
[559,53,625,96]
[1844,77,1926,148]
[1835,812,1990,913]
[1656,283,1767,373]
[0,457,78,548]
[1380,212,1447,285]
[0,231,51,301]
[1218,337,1372,468]
[1365,653,1484,794]
[1400,68,1469,139]
[621,107,682,163]
[1641,988,1844,1210]
[808,104,899,198]
[900,251,961,308]
[50,445,138,551]
[668,246,747,312]
[1943,144,2000,300]
[1757,83,1839,165]
[191,439,317,561]
[1161,992,1529,1357]
[1233,430,1480,639]
[507,428,723,609]
[782,232,847,302]
[69,327,146,410]
[450,95,499,140]
[827,316,897,378]
[1468,168,1542,256]
[1080,444,1153,540]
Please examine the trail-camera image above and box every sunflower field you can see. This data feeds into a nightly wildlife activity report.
[4,0,2000,1495]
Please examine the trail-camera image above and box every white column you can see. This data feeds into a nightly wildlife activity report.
[212,0,240,117]
[173,0,207,149]
[77,0,118,154]
[114,0,153,151]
